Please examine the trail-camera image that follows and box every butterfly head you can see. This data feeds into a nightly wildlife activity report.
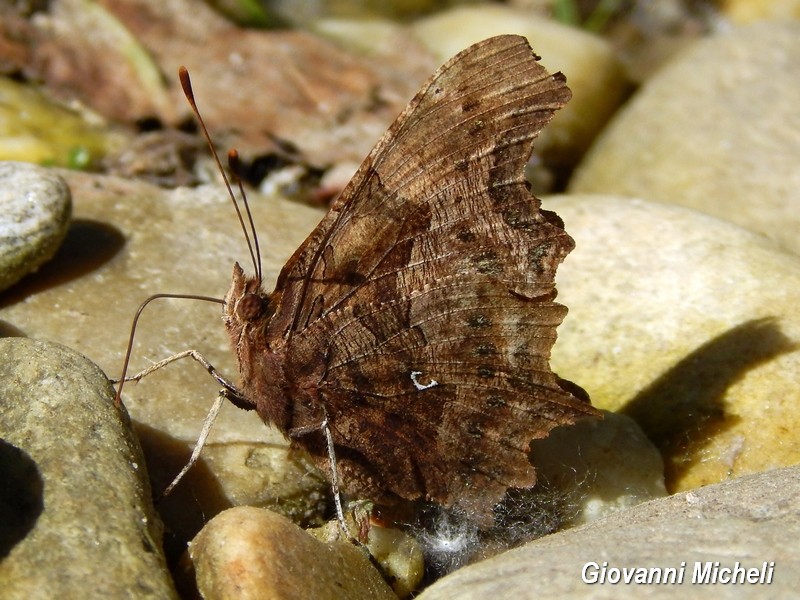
[223,262,273,329]
[222,262,292,428]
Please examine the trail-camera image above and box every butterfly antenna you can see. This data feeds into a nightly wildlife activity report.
[114,293,224,408]
[179,66,261,282]
[228,149,262,283]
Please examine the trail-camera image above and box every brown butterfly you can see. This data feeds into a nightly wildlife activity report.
[122,34,600,526]
[217,34,600,522]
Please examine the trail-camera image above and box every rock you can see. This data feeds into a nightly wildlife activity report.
[569,21,800,255]
[0,337,176,599]
[546,194,800,492]
[0,170,331,554]
[0,162,72,292]
[310,514,426,598]
[531,411,666,526]
[722,0,800,23]
[184,506,396,600]
[417,465,800,599]
[412,3,629,166]
[360,524,425,598]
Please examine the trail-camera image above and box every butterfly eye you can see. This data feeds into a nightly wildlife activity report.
[236,293,264,321]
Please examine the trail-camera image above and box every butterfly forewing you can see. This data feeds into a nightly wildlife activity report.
[270,35,572,335]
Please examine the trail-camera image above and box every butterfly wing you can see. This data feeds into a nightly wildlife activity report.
[269,35,599,518]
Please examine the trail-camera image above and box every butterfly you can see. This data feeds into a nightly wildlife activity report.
[121,34,600,527]
[209,34,601,524]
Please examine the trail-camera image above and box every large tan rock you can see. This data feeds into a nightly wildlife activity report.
[0,169,330,549]
[570,21,800,254]
[548,194,800,492]
[419,466,800,599]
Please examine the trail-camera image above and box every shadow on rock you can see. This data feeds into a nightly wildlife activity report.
[134,422,234,567]
[0,439,44,558]
[0,219,124,308]
[622,317,797,490]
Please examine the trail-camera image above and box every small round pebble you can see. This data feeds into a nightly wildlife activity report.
[186,506,396,600]
[0,162,71,292]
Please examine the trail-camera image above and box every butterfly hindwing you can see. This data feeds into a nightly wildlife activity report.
[289,275,597,515]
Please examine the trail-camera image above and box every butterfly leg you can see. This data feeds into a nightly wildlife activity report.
[119,349,243,400]
[289,410,353,539]
[320,409,351,537]
[115,349,255,498]
[157,388,227,499]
